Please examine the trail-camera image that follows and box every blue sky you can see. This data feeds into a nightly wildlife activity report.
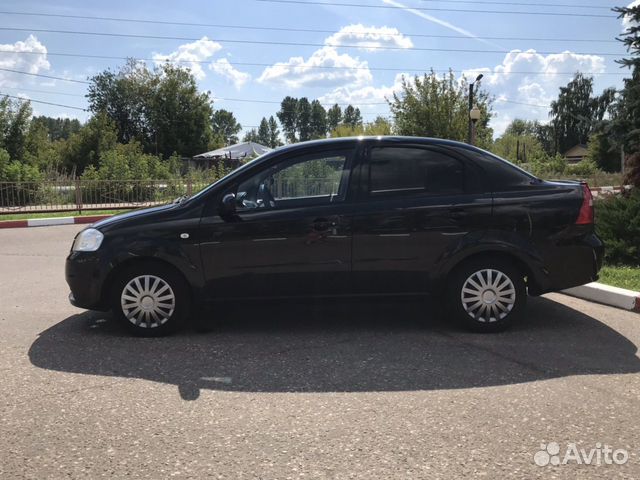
[0,0,636,138]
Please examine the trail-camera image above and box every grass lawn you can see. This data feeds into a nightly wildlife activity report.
[0,209,132,221]
[598,266,640,292]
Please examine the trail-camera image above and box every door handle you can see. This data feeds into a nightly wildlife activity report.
[449,209,467,220]
[312,218,336,231]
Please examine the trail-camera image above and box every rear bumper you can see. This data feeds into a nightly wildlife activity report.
[65,251,109,310]
[532,233,604,294]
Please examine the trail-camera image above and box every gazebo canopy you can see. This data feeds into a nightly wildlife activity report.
[193,141,272,160]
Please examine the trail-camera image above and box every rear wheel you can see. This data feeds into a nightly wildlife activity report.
[447,258,526,332]
[111,263,190,336]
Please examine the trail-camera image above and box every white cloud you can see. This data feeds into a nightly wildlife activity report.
[209,58,251,89]
[152,37,222,80]
[622,0,640,29]
[325,24,413,51]
[463,49,607,135]
[258,46,372,88]
[318,73,407,107]
[0,35,50,88]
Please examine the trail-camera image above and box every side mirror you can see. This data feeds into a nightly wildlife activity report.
[220,192,236,214]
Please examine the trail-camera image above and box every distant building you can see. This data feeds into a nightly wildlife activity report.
[188,142,272,169]
[563,144,588,164]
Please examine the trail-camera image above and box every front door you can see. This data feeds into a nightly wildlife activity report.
[199,147,357,299]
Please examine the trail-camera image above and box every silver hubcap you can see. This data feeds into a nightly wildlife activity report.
[120,275,175,328]
[461,269,516,323]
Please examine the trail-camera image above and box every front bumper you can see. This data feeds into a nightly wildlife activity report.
[65,251,109,310]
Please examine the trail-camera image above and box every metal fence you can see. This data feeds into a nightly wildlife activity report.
[0,179,211,214]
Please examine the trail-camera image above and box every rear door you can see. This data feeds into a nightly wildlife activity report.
[199,145,358,299]
[352,141,492,295]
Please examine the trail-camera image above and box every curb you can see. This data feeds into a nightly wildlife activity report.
[0,215,112,229]
[562,282,640,312]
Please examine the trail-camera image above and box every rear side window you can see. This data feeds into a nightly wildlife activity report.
[369,147,464,196]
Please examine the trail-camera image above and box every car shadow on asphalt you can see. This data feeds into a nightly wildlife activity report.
[29,296,640,401]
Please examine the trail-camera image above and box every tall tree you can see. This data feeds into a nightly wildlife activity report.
[277,96,299,143]
[549,73,616,154]
[212,109,241,146]
[296,97,312,142]
[4,99,32,163]
[389,71,493,147]
[31,116,82,141]
[268,116,281,148]
[327,104,342,132]
[612,3,640,185]
[342,105,363,128]
[257,117,270,145]
[87,60,215,156]
[310,100,327,139]
[243,128,259,143]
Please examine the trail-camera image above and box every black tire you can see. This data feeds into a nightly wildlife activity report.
[111,262,191,337]
[446,257,526,333]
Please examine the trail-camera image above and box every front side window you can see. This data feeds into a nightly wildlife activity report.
[235,151,351,210]
[369,147,464,196]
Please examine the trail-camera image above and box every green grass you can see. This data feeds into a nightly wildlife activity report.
[598,266,640,292]
[0,209,132,221]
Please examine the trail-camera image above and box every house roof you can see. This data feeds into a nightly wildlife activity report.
[563,144,588,157]
[193,141,272,160]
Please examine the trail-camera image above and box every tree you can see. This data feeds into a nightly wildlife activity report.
[585,132,620,173]
[327,104,342,131]
[342,105,362,128]
[389,71,493,147]
[87,60,215,156]
[331,116,393,137]
[31,116,81,141]
[310,100,327,139]
[549,73,616,154]
[296,97,312,142]
[2,99,32,163]
[492,133,547,164]
[60,112,118,174]
[257,117,270,145]
[268,116,281,148]
[243,128,259,143]
[277,96,299,143]
[212,109,241,146]
[612,3,640,186]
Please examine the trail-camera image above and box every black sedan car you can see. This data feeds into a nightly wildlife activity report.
[66,136,603,335]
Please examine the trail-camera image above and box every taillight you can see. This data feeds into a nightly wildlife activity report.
[575,182,594,225]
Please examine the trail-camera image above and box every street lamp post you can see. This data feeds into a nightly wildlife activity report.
[468,73,484,145]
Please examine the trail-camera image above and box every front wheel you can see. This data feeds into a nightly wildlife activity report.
[447,258,526,333]
[111,263,190,336]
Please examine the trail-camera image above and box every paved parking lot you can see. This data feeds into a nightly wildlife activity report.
[1,224,640,478]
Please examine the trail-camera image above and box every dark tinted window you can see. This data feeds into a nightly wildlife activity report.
[369,147,464,195]
[451,146,536,188]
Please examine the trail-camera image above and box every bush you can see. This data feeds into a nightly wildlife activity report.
[596,188,640,266]
[566,160,597,177]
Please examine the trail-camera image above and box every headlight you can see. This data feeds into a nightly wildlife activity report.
[72,228,104,252]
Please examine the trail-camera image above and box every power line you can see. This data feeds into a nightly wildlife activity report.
[0,40,623,58]
[0,54,627,78]
[253,0,615,18]
[0,85,85,97]
[0,92,87,111]
[0,20,618,44]
[413,0,611,9]
[0,67,90,84]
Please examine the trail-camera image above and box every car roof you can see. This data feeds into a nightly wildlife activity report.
[272,135,484,155]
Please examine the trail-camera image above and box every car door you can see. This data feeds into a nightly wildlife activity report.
[199,146,357,299]
[351,141,492,295]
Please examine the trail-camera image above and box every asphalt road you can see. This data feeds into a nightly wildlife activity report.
[1,224,640,479]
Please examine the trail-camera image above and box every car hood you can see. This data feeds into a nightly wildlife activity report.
[91,203,177,230]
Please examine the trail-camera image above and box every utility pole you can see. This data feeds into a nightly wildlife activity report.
[468,73,483,145]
